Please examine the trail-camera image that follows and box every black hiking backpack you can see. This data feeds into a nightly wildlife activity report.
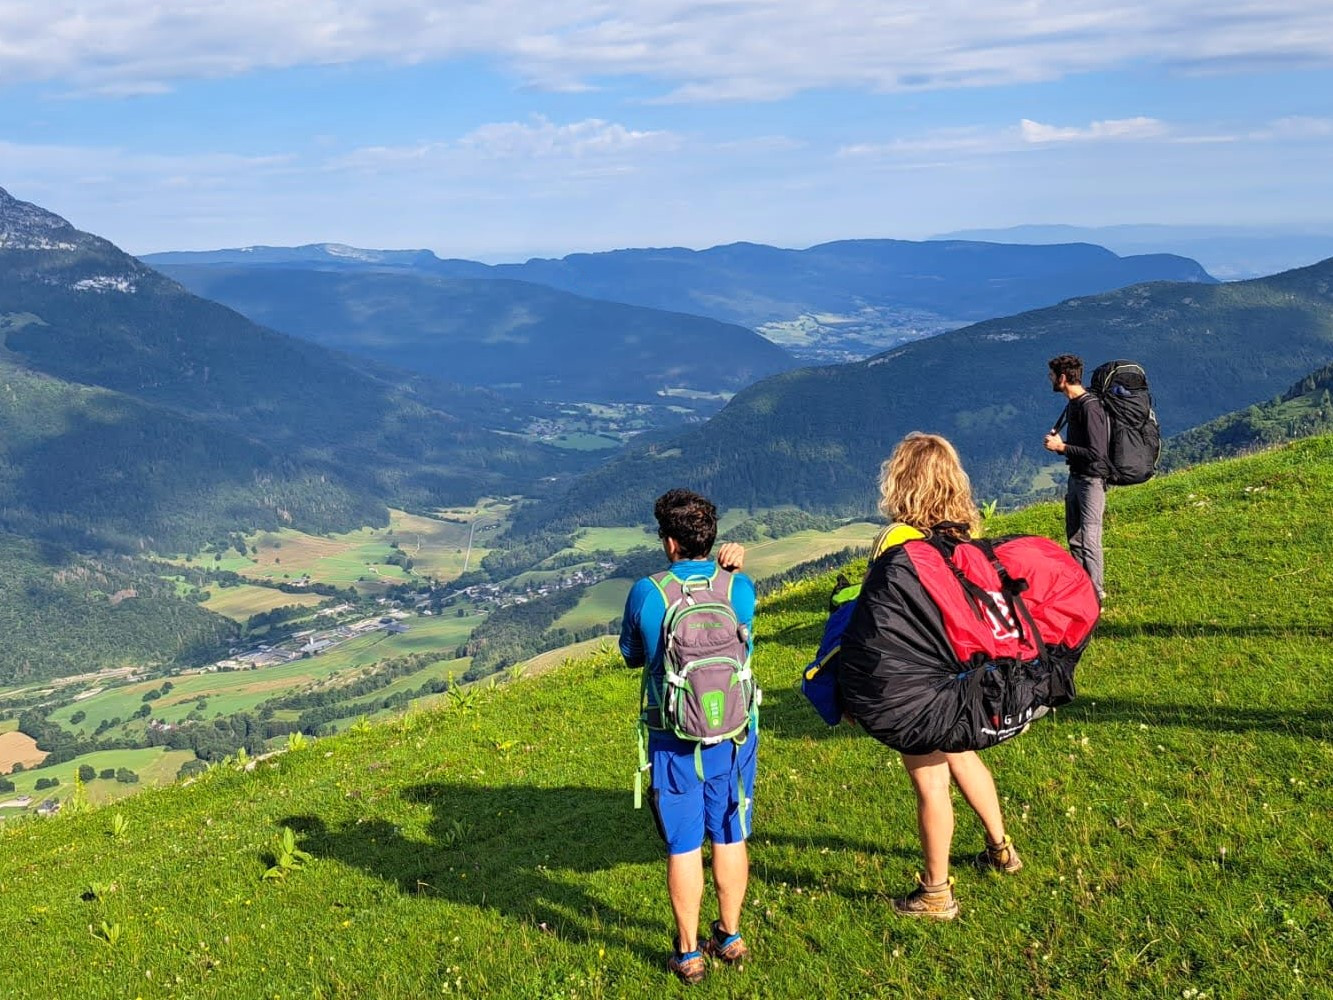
[1057,359,1161,486]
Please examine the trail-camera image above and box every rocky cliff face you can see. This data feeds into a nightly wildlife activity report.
[0,186,149,292]
[0,186,84,251]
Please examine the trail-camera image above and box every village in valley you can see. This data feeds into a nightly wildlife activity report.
[0,503,640,820]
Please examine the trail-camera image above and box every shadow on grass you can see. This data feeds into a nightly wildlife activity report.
[285,781,898,958]
[1095,622,1333,639]
[1064,697,1333,740]
[754,684,859,741]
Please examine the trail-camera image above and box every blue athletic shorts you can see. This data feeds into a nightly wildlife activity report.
[647,729,757,855]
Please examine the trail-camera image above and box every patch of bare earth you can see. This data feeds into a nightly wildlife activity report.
[0,731,47,773]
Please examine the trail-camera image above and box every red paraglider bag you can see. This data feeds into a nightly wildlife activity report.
[838,533,1099,754]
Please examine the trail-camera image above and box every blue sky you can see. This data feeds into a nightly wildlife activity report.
[2,1,1332,259]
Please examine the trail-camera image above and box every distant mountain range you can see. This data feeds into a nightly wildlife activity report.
[934,224,1333,281]
[1,185,623,678]
[144,239,1215,363]
[0,186,594,553]
[145,265,794,406]
[513,256,1333,535]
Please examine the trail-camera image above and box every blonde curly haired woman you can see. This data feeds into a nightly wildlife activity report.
[866,432,1022,920]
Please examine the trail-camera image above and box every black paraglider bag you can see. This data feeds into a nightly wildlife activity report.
[838,533,1099,755]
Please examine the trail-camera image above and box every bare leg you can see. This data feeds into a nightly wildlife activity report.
[710,840,749,935]
[902,751,953,885]
[666,848,704,952]
[945,750,1006,844]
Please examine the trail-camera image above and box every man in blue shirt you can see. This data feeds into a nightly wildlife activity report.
[620,488,755,985]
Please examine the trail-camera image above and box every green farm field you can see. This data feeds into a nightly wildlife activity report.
[0,747,194,814]
[547,432,622,451]
[572,526,657,553]
[46,614,485,735]
[201,583,326,621]
[731,522,881,578]
[552,578,633,632]
[179,508,504,590]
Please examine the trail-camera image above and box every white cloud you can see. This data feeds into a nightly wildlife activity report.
[840,117,1170,160]
[458,116,677,158]
[328,117,678,176]
[1252,116,1333,140]
[1019,116,1168,143]
[3,1,1333,100]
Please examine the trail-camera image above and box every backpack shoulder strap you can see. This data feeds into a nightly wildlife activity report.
[1052,403,1069,434]
[871,522,925,560]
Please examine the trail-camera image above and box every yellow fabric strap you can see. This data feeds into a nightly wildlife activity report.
[871,522,926,560]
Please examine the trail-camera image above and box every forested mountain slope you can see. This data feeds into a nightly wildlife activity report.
[515,257,1333,533]
[0,186,581,550]
[1165,357,1333,467]
[151,266,795,405]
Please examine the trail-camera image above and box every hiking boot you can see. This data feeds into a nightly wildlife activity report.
[891,875,959,920]
[975,835,1023,874]
[668,940,707,985]
[703,920,749,966]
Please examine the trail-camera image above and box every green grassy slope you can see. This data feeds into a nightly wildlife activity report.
[1166,356,1333,468]
[0,439,1330,998]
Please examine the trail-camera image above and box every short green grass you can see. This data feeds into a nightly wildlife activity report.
[2,439,1331,998]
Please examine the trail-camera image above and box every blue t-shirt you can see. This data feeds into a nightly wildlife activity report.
[620,559,756,751]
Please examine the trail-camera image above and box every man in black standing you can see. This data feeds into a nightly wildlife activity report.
[1044,354,1110,603]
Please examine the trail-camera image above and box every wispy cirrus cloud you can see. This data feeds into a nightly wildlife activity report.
[840,116,1171,160]
[330,116,678,174]
[839,112,1333,162]
[1252,116,1333,140]
[4,1,1333,100]
[1019,116,1168,143]
[458,116,678,158]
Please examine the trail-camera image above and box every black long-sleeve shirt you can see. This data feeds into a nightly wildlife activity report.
[1062,392,1111,479]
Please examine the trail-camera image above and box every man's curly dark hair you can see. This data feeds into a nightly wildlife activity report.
[654,488,718,560]
[1047,353,1084,385]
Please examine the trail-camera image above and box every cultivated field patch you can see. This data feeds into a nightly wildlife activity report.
[202,584,326,621]
[735,522,880,578]
[0,731,46,774]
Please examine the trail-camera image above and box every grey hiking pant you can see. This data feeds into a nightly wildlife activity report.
[1065,474,1106,599]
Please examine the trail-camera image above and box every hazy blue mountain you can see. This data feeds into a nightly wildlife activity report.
[934,224,1333,281]
[513,257,1333,535]
[145,242,494,276]
[144,239,1215,362]
[0,186,582,552]
[148,265,795,405]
